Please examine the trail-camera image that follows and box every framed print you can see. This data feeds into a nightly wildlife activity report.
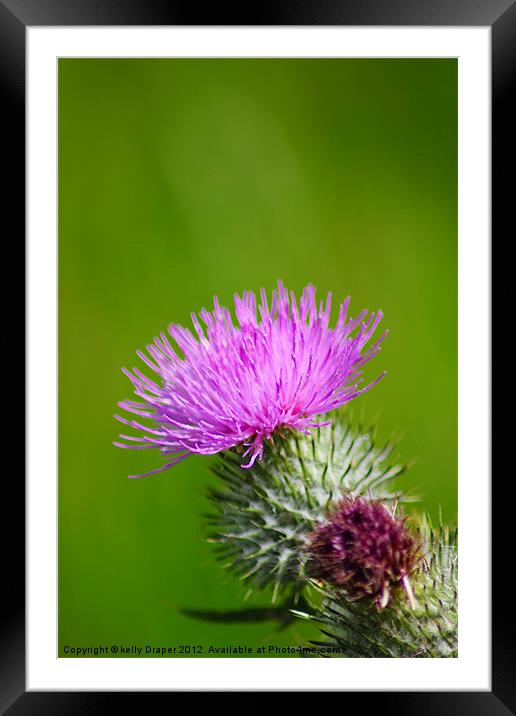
[1,0,511,711]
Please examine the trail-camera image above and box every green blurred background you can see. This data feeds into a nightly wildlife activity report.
[58,58,457,657]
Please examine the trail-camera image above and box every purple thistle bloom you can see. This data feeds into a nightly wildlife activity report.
[114,281,387,477]
[305,496,421,609]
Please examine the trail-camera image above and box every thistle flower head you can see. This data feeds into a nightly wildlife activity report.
[306,496,421,609]
[114,281,387,477]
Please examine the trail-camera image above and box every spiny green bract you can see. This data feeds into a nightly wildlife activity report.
[207,410,411,601]
[293,518,458,658]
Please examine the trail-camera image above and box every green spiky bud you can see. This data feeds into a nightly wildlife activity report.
[293,517,458,658]
[207,410,411,601]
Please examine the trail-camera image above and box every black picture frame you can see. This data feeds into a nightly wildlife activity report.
[2,0,510,712]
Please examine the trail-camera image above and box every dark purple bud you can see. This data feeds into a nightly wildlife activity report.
[305,496,421,609]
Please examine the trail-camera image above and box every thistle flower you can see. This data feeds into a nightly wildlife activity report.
[114,281,387,477]
[305,496,421,609]
[295,517,457,658]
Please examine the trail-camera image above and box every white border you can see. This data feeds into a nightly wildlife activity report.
[27,27,490,691]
